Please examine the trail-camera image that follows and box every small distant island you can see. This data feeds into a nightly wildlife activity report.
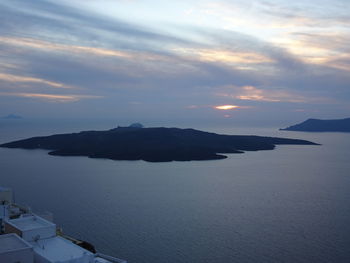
[0,126,318,162]
[281,118,350,132]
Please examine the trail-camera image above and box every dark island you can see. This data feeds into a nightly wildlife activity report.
[0,127,318,162]
[280,118,350,132]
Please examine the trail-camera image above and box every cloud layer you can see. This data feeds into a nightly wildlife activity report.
[0,0,349,123]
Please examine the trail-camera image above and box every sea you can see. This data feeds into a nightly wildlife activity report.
[1,119,349,263]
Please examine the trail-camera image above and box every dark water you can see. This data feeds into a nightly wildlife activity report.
[1,119,350,263]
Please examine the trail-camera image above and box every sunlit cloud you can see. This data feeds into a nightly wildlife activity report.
[0,73,70,89]
[0,92,102,103]
[222,14,317,31]
[239,86,307,103]
[174,48,273,65]
[0,36,277,74]
[0,37,131,58]
[200,1,350,30]
[0,37,173,64]
[191,1,350,74]
[214,105,239,110]
[327,57,350,72]
[271,32,350,71]
[218,85,307,103]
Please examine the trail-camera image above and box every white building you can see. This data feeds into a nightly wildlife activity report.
[0,233,34,263]
[0,186,126,263]
[4,215,56,242]
[30,236,94,263]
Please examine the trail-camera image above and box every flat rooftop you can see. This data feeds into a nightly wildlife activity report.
[7,215,55,231]
[0,233,32,253]
[31,236,93,262]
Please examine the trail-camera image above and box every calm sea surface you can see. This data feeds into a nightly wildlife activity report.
[1,119,349,263]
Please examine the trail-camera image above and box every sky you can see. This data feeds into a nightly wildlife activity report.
[0,0,349,125]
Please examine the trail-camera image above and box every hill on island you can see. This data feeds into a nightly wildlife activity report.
[0,127,318,162]
[281,118,350,132]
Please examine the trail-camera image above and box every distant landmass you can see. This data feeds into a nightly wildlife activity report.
[0,127,318,162]
[2,114,23,119]
[281,118,350,132]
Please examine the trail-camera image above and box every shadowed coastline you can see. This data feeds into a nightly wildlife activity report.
[0,127,319,162]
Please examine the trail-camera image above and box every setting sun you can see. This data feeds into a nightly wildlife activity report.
[214,105,239,110]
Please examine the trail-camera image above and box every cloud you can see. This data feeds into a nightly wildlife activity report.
[0,37,131,58]
[187,0,350,72]
[0,72,70,89]
[217,85,310,103]
[0,0,191,53]
[275,32,350,71]
[174,48,274,66]
[217,0,350,28]
[0,0,349,121]
[0,92,102,103]
[240,86,304,102]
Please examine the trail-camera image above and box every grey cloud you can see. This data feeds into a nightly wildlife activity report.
[0,0,192,52]
[0,0,349,122]
[249,0,350,27]
[188,27,306,72]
